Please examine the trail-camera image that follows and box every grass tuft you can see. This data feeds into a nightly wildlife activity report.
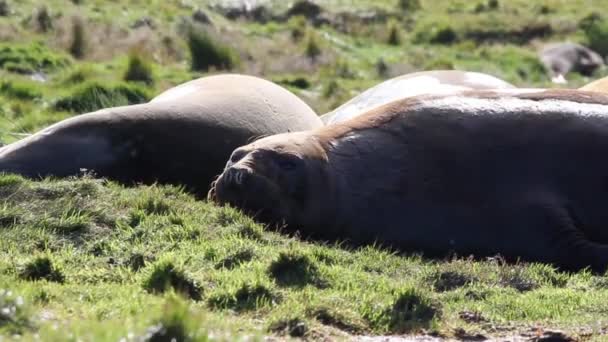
[427,270,476,292]
[186,24,239,72]
[0,204,21,228]
[69,17,87,59]
[128,252,147,272]
[215,248,255,269]
[386,20,401,45]
[387,288,440,332]
[54,81,149,113]
[268,318,308,337]
[0,43,70,74]
[580,13,608,57]
[61,66,95,84]
[398,0,421,12]
[19,256,65,283]
[41,206,92,233]
[208,282,276,311]
[304,29,321,62]
[136,195,173,216]
[311,307,365,333]
[35,6,53,32]
[498,265,540,292]
[0,80,42,100]
[268,251,326,288]
[128,209,147,227]
[288,15,307,42]
[0,174,25,187]
[0,1,9,16]
[365,286,440,333]
[124,52,154,85]
[143,260,202,301]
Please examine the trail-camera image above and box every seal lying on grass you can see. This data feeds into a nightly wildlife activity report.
[320,70,515,124]
[0,74,322,194]
[210,88,608,272]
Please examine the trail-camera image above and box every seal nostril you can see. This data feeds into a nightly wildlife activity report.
[224,167,250,189]
[235,169,243,185]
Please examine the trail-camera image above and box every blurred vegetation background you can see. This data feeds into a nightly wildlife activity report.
[0,0,607,145]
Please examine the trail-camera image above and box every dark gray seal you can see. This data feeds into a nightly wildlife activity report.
[540,43,604,83]
[0,74,322,194]
[211,88,608,272]
[320,70,515,124]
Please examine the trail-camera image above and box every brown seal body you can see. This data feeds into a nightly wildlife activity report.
[0,74,322,194]
[211,88,608,271]
[580,76,608,94]
[320,70,515,124]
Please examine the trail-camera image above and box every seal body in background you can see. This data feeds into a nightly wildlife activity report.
[540,43,604,84]
[212,88,608,272]
[320,70,515,124]
[0,74,322,194]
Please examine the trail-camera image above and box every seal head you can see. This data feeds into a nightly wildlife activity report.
[210,131,334,230]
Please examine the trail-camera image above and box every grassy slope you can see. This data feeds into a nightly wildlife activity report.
[2,175,608,341]
[1,0,608,340]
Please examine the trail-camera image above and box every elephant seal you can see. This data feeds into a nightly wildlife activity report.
[211,88,608,272]
[580,75,608,94]
[540,43,604,84]
[0,74,322,194]
[320,70,515,124]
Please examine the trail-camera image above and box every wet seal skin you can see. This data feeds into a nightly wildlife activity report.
[0,74,322,195]
[320,70,515,124]
[211,88,608,272]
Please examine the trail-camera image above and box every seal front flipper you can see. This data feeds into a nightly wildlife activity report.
[523,199,608,273]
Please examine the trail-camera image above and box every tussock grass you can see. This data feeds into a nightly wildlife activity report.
[53,81,150,113]
[0,80,42,101]
[19,256,65,283]
[186,25,239,72]
[68,17,87,59]
[268,251,326,288]
[124,52,154,85]
[0,43,70,74]
[143,259,202,301]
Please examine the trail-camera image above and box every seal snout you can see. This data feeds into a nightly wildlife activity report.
[214,161,259,206]
[222,165,252,188]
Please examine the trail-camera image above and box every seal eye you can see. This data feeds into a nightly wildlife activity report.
[226,149,247,169]
[229,150,246,163]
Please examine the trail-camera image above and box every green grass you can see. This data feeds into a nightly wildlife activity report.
[0,175,607,340]
[1,0,608,340]
[53,81,150,113]
[0,43,71,74]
